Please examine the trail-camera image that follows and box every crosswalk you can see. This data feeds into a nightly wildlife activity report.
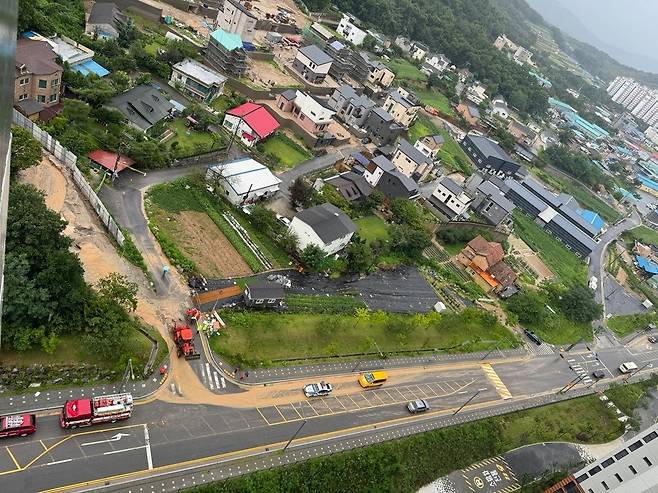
[197,361,227,391]
[526,342,554,356]
[567,354,598,385]
[481,363,512,400]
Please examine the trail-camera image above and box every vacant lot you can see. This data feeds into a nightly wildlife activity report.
[211,308,518,367]
[416,89,455,116]
[408,115,472,174]
[512,210,588,285]
[385,58,427,82]
[624,225,658,246]
[259,132,313,170]
[608,312,658,337]
[354,215,389,243]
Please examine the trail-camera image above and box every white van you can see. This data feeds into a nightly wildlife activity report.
[619,362,638,374]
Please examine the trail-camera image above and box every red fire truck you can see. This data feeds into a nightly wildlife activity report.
[60,393,134,429]
[0,414,37,438]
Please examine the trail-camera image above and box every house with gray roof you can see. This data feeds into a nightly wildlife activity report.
[461,133,524,179]
[392,138,436,181]
[361,106,405,146]
[427,177,473,220]
[289,203,357,255]
[85,2,126,40]
[292,44,333,84]
[324,172,373,202]
[109,85,173,132]
[382,87,421,127]
[468,177,515,228]
[362,155,420,200]
[170,58,226,104]
[327,85,375,127]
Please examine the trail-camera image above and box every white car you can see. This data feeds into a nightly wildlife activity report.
[407,399,430,414]
[303,381,333,397]
[589,276,598,290]
[276,214,291,227]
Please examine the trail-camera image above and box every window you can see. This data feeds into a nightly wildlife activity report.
[49,94,58,103]
[629,465,637,474]
[19,77,29,85]
[575,474,588,483]
[38,79,47,88]
[51,79,59,87]
[299,114,305,121]
[601,482,609,491]
[614,473,623,483]
[18,93,27,101]
[36,95,46,103]
[629,441,643,452]
[255,299,263,304]
[601,458,615,468]
[267,298,276,303]
[644,456,652,466]
[644,431,658,442]
[615,450,629,460]
[588,466,602,475]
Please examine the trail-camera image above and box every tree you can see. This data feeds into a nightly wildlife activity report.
[135,72,153,86]
[117,17,138,48]
[558,284,602,323]
[389,224,431,258]
[73,77,116,107]
[345,238,373,274]
[278,229,298,254]
[390,198,422,227]
[361,35,378,52]
[10,126,42,172]
[250,205,281,237]
[300,244,327,272]
[427,72,441,89]
[128,140,171,168]
[357,189,384,215]
[110,70,131,93]
[289,177,315,208]
[506,290,545,325]
[96,273,138,312]
[302,0,330,10]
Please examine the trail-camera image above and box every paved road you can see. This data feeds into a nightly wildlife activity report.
[5,341,658,492]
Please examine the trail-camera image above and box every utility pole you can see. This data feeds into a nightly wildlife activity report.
[565,337,584,352]
[453,389,482,416]
[481,345,499,361]
[627,362,651,380]
[282,420,307,452]
[558,374,584,394]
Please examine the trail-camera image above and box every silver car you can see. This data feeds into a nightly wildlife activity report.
[407,399,429,413]
[303,381,333,397]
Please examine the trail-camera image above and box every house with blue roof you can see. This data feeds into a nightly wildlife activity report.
[577,209,605,234]
[636,255,658,276]
[205,29,247,77]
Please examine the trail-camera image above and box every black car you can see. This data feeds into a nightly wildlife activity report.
[649,335,658,344]
[592,370,606,379]
[523,328,542,345]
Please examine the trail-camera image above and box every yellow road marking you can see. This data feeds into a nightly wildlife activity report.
[39,440,48,451]
[6,447,21,469]
[272,406,286,422]
[289,403,303,420]
[481,364,513,400]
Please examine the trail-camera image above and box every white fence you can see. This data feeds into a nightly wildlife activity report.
[12,109,125,246]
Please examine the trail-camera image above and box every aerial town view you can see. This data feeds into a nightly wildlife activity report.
[2,0,658,492]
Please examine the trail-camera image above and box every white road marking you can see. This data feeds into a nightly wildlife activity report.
[199,362,207,387]
[103,445,147,456]
[213,372,220,390]
[206,363,214,390]
[81,433,131,447]
[47,459,73,466]
[143,423,153,470]
[221,377,226,388]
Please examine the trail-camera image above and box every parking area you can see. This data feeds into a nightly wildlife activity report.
[256,378,478,425]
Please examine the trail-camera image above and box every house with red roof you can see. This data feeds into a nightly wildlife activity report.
[456,235,517,294]
[222,102,280,148]
[87,149,135,176]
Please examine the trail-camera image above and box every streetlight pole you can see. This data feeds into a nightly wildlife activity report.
[481,345,499,361]
[627,362,651,380]
[565,337,584,352]
[558,374,584,394]
[453,389,482,416]
[282,420,307,452]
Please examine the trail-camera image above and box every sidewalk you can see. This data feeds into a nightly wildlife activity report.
[211,345,529,385]
[0,358,168,415]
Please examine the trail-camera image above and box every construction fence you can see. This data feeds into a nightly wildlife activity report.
[12,109,125,246]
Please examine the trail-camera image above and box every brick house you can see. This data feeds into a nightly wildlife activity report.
[276,90,335,135]
[457,236,517,293]
[14,38,63,120]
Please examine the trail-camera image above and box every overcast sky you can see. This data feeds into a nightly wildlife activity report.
[525,0,658,74]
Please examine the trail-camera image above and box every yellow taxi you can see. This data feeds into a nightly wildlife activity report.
[358,371,388,388]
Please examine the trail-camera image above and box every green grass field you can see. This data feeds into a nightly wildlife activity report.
[354,215,389,243]
[210,308,518,367]
[512,210,588,286]
[259,133,313,170]
[624,225,658,247]
[532,168,622,223]
[165,119,222,159]
[415,89,455,116]
[523,314,592,344]
[188,392,622,493]
[608,312,658,338]
[385,58,427,82]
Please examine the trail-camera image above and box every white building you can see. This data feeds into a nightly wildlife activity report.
[336,13,367,46]
[421,54,451,76]
[216,0,257,43]
[427,177,473,220]
[206,157,281,205]
[491,95,509,119]
[289,203,357,256]
[170,58,226,104]
[466,82,487,105]
[608,76,658,126]
[646,126,658,147]
[409,42,428,62]
[292,44,333,84]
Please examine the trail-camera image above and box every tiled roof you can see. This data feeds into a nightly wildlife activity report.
[294,203,357,243]
[397,138,432,165]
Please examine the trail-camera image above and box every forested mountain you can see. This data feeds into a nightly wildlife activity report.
[333,0,549,117]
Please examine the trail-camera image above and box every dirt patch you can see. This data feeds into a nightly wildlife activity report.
[246,59,300,89]
[19,157,66,212]
[508,235,554,282]
[167,210,253,278]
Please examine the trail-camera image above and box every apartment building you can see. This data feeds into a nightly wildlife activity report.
[14,38,63,119]
[216,0,257,43]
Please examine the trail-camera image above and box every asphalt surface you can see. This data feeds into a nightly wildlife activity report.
[6,343,658,492]
[602,273,648,317]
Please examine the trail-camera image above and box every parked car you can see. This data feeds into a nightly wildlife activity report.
[592,370,606,379]
[407,400,429,414]
[303,381,332,397]
[619,362,638,374]
[267,274,292,288]
[588,276,598,290]
[275,213,291,227]
[358,371,388,388]
[523,328,542,345]
[648,335,658,344]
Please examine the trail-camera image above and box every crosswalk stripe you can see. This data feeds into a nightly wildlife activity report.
[206,363,214,390]
[199,362,207,387]
[213,372,220,389]
[221,377,226,388]
[481,363,513,399]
